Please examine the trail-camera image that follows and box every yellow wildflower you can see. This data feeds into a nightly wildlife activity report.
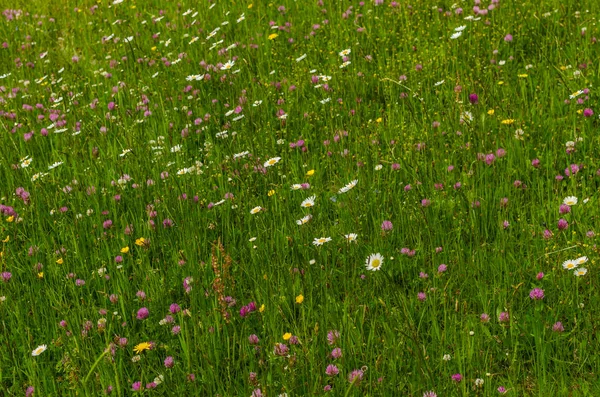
[295,294,304,304]
[37,272,44,278]
[268,33,278,40]
[56,258,63,265]
[283,333,292,340]
[6,216,14,223]
[268,190,275,197]
[501,119,515,125]
[487,109,495,115]
[259,304,265,313]
[120,246,130,254]
[135,238,146,246]
[2,236,9,243]
[306,169,315,176]
[134,342,152,354]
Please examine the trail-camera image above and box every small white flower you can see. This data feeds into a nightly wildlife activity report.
[443,354,451,361]
[312,237,331,246]
[563,196,578,206]
[32,345,47,356]
[450,31,462,39]
[375,164,383,171]
[264,157,281,167]
[250,206,262,214]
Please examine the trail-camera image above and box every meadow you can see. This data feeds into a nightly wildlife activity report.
[1,0,600,395]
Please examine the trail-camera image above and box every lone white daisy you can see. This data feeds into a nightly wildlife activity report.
[220,60,235,70]
[296,215,312,225]
[264,157,281,167]
[562,259,578,270]
[301,196,316,208]
[312,237,331,246]
[338,179,358,194]
[345,233,358,243]
[366,253,384,271]
[250,206,262,215]
[32,344,47,356]
[563,196,578,206]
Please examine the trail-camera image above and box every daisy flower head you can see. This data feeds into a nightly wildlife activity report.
[562,259,578,270]
[296,214,312,225]
[301,195,316,208]
[264,157,281,167]
[345,233,358,243]
[220,60,235,70]
[313,237,332,246]
[574,268,588,277]
[32,344,47,356]
[338,48,351,57]
[338,179,358,194]
[250,206,263,215]
[366,253,384,271]
[291,184,302,190]
[575,256,588,265]
[563,196,578,206]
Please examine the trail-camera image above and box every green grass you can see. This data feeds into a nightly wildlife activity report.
[1,0,600,395]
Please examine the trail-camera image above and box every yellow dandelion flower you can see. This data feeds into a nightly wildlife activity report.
[283,333,292,340]
[295,294,304,304]
[306,169,315,176]
[134,342,152,354]
[487,109,495,115]
[56,258,63,265]
[376,117,383,123]
[268,33,278,40]
[151,46,157,51]
[6,216,14,223]
[135,238,146,246]
[577,109,583,115]
[120,246,130,254]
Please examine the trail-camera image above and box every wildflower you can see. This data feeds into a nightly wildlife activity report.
[366,253,384,271]
[574,268,588,277]
[469,93,479,104]
[135,238,146,246]
[120,246,129,253]
[250,206,263,214]
[312,237,332,246]
[327,330,340,345]
[498,312,510,323]
[529,288,545,300]
[338,49,351,57]
[498,386,507,394]
[475,378,484,387]
[306,169,315,176]
[423,392,437,397]
[348,369,364,384]
[295,294,304,304]
[268,33,278,40]
[562,259,577,270]
[381,220,393,231]
[164,356,174,368]
[443,354,451,361]
[296,215,312,225]
[557,218,569,230]
[563,196,578,206]
[326,364,339,376]
[273,343,289,356]
[451,373,463,382]
[345,233,358,242]
[263,157,281,167]
[575,256,588,265]
[301,196,316,208]
[220,60,235,70]
[417,292,427,301]
[31,344,47,356]
[552,322,565,332]
[136,307,149,320]
[338,179,358,194]
[134,342,152,354]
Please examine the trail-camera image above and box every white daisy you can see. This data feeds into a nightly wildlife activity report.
[250,206,262,214]
[301,195,316,208]
[450,31,462,39]
[220,60,235,70]
[574,268,588,277]
[32,344,47,356]
[562,259,578,270]
[291,184,303,190]
[454,25,467,32]
[338,49,351,57]
[563,196,578,206]
[338,179,358,194]
[366,253,384,271]
[296,215,312,225]
[263,157,281,167]
[575,256,588,265]
[312,237,331,246]
[345,233,358,243]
